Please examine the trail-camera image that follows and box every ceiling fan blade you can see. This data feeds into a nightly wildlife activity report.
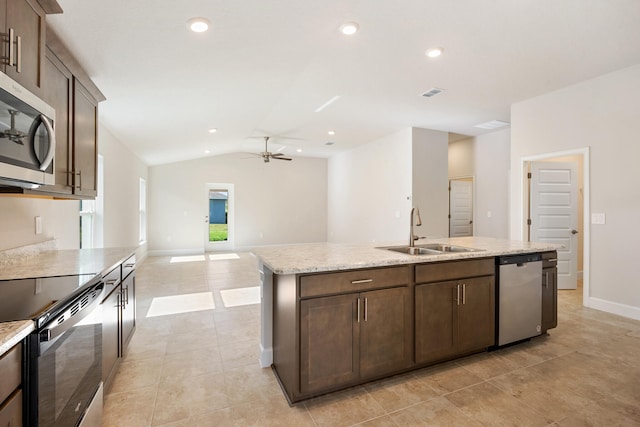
[272,156,292,161]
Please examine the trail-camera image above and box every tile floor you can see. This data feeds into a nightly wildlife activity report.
[103,253,640,426]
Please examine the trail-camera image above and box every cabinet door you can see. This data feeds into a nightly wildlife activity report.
[457,276,495,353]
[415,281,457,364]
[542,266,557,332]
[42,48,73,194]
[300,294,359,394]
[102,287,120,388]
[120,273,136,352]
[360,286,412,378]
[72,78,98,198]
[5,0,45,96]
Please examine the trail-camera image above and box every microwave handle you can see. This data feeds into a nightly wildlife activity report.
[29,114,56,171]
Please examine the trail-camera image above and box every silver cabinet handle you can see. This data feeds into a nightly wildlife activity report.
[357,298,361,323]
[456,284,460,305]
[7,28,14,68]
[364,298,368,322]
[75,171,82,189]
[462,283,466,305]
[15,35,21,72]
[545,271,549,288]
[351,279,373,284]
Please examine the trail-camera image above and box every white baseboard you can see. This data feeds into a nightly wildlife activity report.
[586,297,640,321]
[147,248,205,257]
[259,345,273,368]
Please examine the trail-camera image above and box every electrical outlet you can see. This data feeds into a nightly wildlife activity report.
[35,278,42,294]
[591,213,606,224]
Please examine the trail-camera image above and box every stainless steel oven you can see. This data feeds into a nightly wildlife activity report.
[0,71,56,189]
[0,274,104,426]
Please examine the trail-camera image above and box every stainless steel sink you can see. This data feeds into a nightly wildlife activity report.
[379,243,483,255]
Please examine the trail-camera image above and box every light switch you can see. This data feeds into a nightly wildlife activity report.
[35,216,42,234]
[591,213,606,225]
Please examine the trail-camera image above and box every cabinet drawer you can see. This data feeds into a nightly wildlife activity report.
[415,258,494,284]
[300,266,410,298]
[542,251,557,268]
[0,389,22,427]
[122,254,136,280]
[0,343,21,405]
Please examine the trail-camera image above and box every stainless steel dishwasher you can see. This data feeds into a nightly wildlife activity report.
[496,253,543,346]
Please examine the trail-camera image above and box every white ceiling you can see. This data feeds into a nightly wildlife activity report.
[48,0,640,166]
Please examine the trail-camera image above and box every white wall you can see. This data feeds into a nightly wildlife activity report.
[447,129,510,239]
[412,128,449,238]
[511,64,640,319]
[147,153,327,254]
[99,125,148,254]
[327,127,449,244]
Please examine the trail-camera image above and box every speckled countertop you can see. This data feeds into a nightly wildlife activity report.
[0,247,137,281]
[252,237,561,275]
[0,320,34,356]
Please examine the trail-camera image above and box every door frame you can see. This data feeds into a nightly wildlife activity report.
[205,183,234,252]
[520,147,590,306]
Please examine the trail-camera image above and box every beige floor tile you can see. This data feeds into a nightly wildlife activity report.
[445,382,553,426]
[219,338,260,370]
[304,386,387,427]
[364,372,439,412]
[222,363,282,406]
[164,328,218,355]
[152,372,230,426]
[412,361,484,394]
[229,394,316,426]
[389,395,483,427]
[355,415,399,426]
[103,385,157,427]
[108,356,164,394]
[161,345,224,381]
[454,351,522,380]
[556,395,640,426]
[152,408,234,427]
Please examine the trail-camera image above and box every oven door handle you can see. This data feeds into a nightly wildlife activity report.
[28,114,56,171]
[40,282,105,343]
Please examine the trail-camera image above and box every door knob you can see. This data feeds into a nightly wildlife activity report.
[571,229,579,235]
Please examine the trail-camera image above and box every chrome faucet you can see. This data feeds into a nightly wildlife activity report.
[409,207,423,247]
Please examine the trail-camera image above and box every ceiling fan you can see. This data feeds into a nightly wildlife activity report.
[251,137,292,163]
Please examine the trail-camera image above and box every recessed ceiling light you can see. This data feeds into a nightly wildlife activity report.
[296,148,303,153]
[328,130,335,136]
[325,142,335,146]
[204,149,211,154]
[425,47,444,58]
[339,22,359,35]
[208,128,217,133]
[473,120,510,130]
[187,17,211,33]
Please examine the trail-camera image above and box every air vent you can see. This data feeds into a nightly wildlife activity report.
[325,142,334,146]
[422,88,444,98]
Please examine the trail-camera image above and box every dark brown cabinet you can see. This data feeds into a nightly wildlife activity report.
[542,251,558,333]
[0,0,46,96]
[274,265,412,402]
[0,342,22,426]
[415,258,495,365]
[101,254,137,391]
[300,285,411,395]
[71,78,97,197]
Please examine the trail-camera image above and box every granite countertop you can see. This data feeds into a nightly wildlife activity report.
[0,247,137,281]
[251,236,561,275]
[0,320,34,356]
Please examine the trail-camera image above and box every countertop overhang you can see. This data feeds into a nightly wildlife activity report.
[251,237,561,275]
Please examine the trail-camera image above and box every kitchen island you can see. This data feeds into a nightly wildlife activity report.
[252,237,560,403]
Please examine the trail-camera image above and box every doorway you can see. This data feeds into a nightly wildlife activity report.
[205,183,234,251]
[449,177,474,237]
[522,148,590,304]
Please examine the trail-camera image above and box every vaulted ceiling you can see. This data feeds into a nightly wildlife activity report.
[48,0,640,165]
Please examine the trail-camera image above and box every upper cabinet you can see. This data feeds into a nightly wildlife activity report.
[0,0,46,97]
[34,26,103,199]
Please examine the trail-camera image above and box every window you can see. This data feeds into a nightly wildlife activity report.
[139,177,147,243]
[79,155,104,248]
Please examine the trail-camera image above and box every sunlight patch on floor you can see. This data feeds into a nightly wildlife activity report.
[220,286,260,308]
[170,255,206,263]
[146,292,215,317]
[209,253,240,261]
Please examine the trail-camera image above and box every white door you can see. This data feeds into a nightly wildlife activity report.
[205,183,234,252]
[530,162,578,289]
[449,179,473,237]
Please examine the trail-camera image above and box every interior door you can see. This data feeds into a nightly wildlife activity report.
[530,162,578,289]
[449,179,473,237]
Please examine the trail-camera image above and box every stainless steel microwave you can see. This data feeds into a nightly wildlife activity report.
[0,72,56,189]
